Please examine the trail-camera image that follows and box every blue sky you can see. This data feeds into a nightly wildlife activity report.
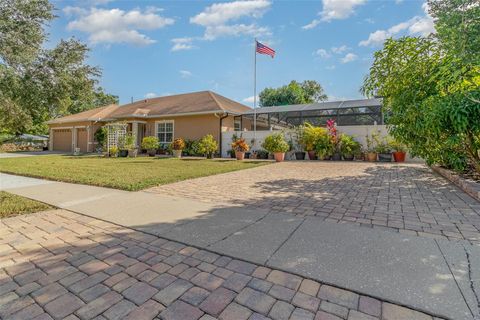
[50,0,434,105]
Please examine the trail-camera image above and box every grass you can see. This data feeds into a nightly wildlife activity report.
[0,155,270,191]
[0,191,52,218]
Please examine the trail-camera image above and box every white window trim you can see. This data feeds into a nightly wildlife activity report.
[154,120,175,144]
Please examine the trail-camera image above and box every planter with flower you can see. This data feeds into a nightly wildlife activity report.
[314,131,334,160]
[365,131,379,162]
[109,146,118,157]
[375,140,392,162]
[198,134,218,159]
[390,140,407,162]
[326,119,342,161]
[141,136,159,157]
[231,137,250,160]
[171,138,185,158]
[262,133,290,162]
[339,134,361,161]
[124,133,137,158]
[303,123,326,160]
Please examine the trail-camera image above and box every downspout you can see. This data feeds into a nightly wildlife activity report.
[215,112,229,157]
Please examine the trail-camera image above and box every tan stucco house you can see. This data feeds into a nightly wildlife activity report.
[46,91,252,154]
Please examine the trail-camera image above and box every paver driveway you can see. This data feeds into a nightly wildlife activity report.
[148,162,480,244]
[0,209,440,320]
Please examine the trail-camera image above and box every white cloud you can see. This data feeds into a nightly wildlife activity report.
[190,0,271,40]
[359,2,434,47]
[64,7,174,46]
[331,45,348,54]
[326,65,336,70]
[314,48,331,58]
[303,0,367,29]
[179,70,192,78]
[144,92,157,99]
[243,96,259,103]
[171,37,195,51]
[341,53,358,63]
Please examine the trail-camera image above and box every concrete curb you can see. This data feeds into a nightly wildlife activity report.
[432,165,480,202]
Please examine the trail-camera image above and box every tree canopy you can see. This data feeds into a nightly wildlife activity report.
[259,80,328,107]
[362,0,480,173]
[0,0,118,135]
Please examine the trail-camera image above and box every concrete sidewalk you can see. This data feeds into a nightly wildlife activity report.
[1,173,479,320]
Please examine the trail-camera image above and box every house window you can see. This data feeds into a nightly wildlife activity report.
[234,116,241,131]
[156,120,174,144]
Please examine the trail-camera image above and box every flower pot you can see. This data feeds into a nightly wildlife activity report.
[206,153,214,159]
[119,149,128,157]
[147,149,156,157]
[307,151,317,160]
[235,151,245,160]
[343,154,354,161]
[128,149,138,158]
[172,149,182,158]
[245,152,251,159]
[274,152,285,162]
[393,151,406,162]
[332,153,341,161]
[295,151,306,160]
[366,152,377,162]
[378,153,392,162]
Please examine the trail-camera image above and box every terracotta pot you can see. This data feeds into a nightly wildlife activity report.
[393,151,406,162]
[274,152,285,162]
[307,151,317,160]
[172,149,182,158]
[235,151,245,160]
[366,152,377,162]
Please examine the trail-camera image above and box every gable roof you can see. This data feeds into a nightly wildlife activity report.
[46,104,120,124]
[47,91,252,124]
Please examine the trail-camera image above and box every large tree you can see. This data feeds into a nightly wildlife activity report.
[0,0,118,135]
[362,0,480,172]
[259,80,328,107]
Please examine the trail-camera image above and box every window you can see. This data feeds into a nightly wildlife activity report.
[234,116,241,131]
[156,120,174,144]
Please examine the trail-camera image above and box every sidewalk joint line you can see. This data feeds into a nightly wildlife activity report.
[265,217,306,265]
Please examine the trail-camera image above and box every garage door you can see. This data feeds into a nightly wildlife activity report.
[52,129,72,152]
[77,128,88,153]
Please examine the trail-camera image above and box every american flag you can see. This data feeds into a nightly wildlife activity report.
[256,41,275,58]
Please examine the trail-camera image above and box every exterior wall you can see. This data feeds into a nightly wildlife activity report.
[221,125,389,157]
[77,128,88,153]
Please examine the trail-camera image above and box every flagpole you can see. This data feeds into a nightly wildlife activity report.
[253,38,257,148]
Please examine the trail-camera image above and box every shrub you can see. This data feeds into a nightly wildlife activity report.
[94,127,107,148]
[339,134,361,156]
[262,133,290,153]
[183,139,200,156]
[172,138,185,150]
[109,146,118,157]
[231,137,250,152]
[303,123,328,151]
[124,133,135,150]
[389,139,407,153]
[198,134,218,157]
[314,133,334,158]
[141,136,159,150]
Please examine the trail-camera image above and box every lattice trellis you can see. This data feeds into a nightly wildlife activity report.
[106,123,127,153]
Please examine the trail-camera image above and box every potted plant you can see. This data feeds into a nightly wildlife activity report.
[171,138,185,158]
[141,136,159,157]
[117,136,128,157]
[292,126,306,160]
[124,133,137,158]
[365,131,379,162]
[198,134,218,159]
[303,123,328,160]
[326,119,341,161]
[109,146,118,157]
[231,137,250,160]
[262,133,290,162]
[256,149,268,159]
[314,132,334,160]
[375,140,392,162]
[339,134,360,161]
[390,140,407,162]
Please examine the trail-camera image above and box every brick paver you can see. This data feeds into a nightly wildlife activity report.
[148,162,480,243]
[0,209,442,319]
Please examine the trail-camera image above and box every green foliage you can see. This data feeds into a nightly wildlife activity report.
[183,139,201,156]
[314,132,334,158]
[124,133,135,150]
[0,0,117,135]
[339,134,361,156]
[362,0,480,172]
[141,136,159,150]
[302,123,328,151]
[94,127,107,148]
[262,133,290,153]
[197,134,218,157]
[109,146,118,157]
[259,80,328,107]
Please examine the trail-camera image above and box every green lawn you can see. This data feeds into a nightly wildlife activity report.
[0,155,269,191]
[0,191,52,218]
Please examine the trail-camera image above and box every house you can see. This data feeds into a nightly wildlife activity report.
[47,91,252,154]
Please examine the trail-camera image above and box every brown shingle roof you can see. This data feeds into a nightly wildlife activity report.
[46,104,120,124]
[110,91,251,118]
[47,91,252,124]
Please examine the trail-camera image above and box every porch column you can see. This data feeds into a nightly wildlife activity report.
[132,122,139,148]
[49,128,53,151]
